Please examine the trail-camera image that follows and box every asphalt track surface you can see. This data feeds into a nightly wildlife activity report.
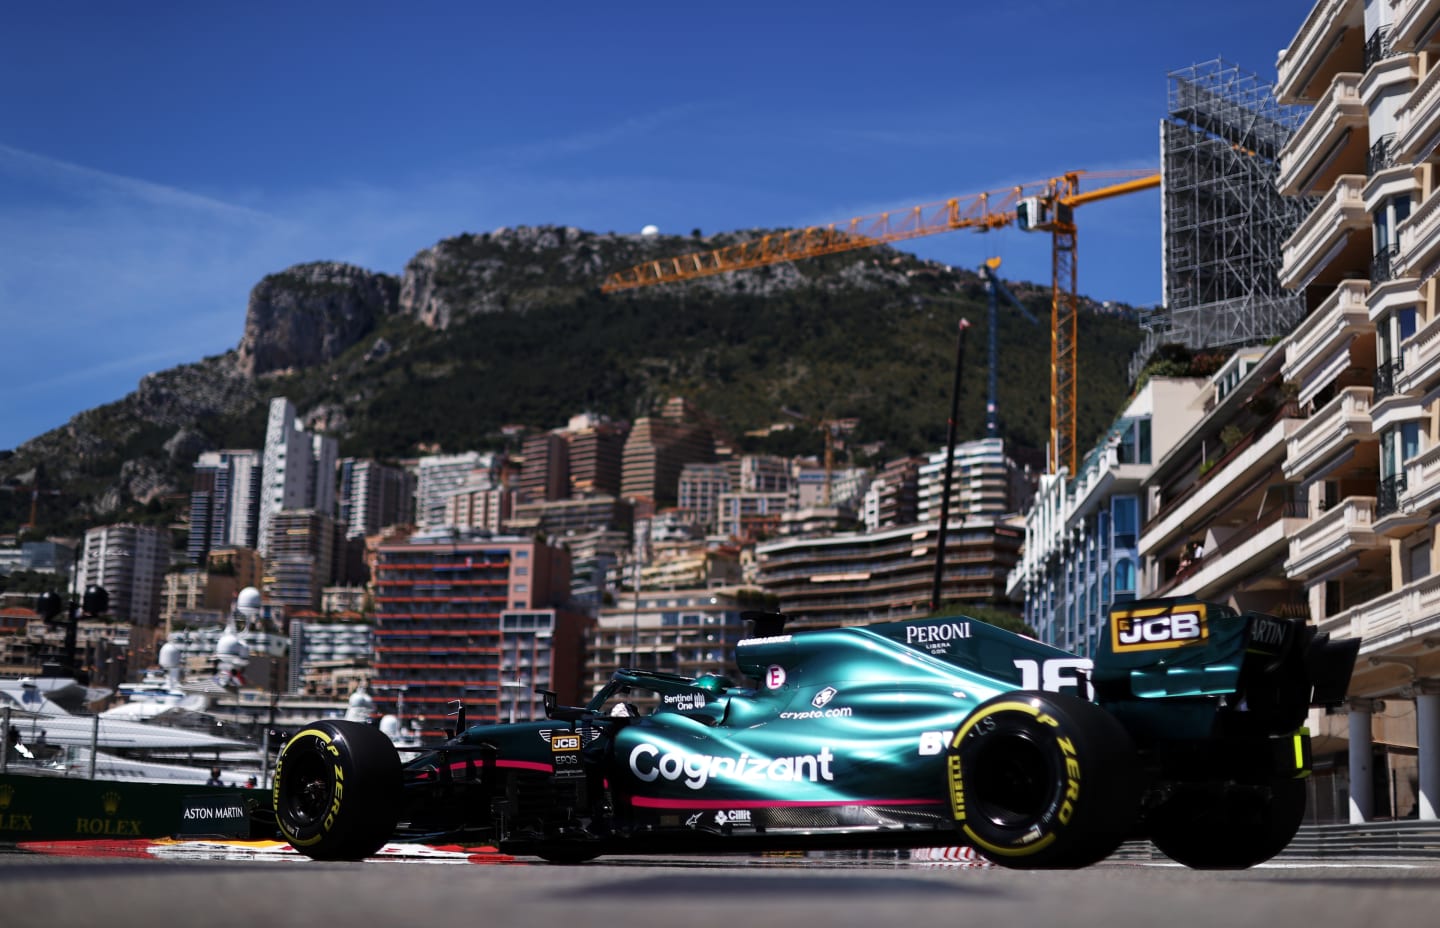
[4,840,1439,928]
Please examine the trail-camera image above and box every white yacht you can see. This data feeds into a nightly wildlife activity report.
[2,676,263,784]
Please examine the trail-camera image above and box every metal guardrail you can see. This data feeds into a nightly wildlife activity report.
[1116,820,1440,861]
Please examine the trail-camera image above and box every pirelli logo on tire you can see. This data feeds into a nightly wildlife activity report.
[1110,604,1208,653]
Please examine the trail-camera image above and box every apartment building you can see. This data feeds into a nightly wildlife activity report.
[259,398,337,558]
[187,449,262,562]
[1012,375,1207,657]
[563,414,628,498]
[620,398,716,510]
[338,458,416,540]
[755,517,1023,628]
[862,456,925,532]
[369,530,586,735]
[414,451,501,531]
[584,589,752,701]
[1240,0,1440,823]
[917,437,1037,522]
[263,509,337,614]
[76,524,168,628]
[518,431,570,503]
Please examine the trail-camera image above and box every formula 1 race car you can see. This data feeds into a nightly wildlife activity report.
[270,596,1358,869]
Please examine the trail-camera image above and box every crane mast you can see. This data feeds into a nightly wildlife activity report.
[602,169,1160,475]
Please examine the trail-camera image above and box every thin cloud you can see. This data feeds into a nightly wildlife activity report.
[0,142,274,223]
[490,103,711,164]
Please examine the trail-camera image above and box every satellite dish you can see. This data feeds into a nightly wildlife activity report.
[216,625,249,662]
[641,224,659,236]
[236,587,262,614]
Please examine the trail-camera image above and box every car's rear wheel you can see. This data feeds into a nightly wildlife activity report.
[274,720,402,861]
[1147,777,1306,869]
[946,691,1139,869]
[534,846,603,864]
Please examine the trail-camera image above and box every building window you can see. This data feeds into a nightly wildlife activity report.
[1114,558,1136,595]
[1111,497,1138,549]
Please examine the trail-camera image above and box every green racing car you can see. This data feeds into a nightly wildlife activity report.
[270,595,1358,869]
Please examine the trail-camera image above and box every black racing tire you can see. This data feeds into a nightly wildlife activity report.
[534,846,603,864]
[946,691,1139,869]
[274,720,402,861]
[1148,777,1307,869]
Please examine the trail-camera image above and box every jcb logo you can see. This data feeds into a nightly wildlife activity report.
[1111,607,1207,652]
[551,734,581,751]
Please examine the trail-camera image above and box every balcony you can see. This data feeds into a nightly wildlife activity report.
[1155,501,1308,601]
[1284,496,1383,579]
[1402,442,1440,513]
[1284,386,1374,479]
[1395,49,1440,162]
[1397,186,1440,281]
[1282,278,1371,396]
[1317,570,1440,656]
[1398,311,1440,396]
[1278,73,1366,196]
[1141,417,1303,557]
[1393,0,1440,53]
[1280,175,1370,290]
[1276,0,1365,104]
[1375,466,1429,537]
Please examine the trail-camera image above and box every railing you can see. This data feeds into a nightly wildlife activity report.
[1368,133,1397,174]
[1371,241,1401,286]
[1365,26,1395,70]
[1374,354,1404,399]
[1378,472,1407,517]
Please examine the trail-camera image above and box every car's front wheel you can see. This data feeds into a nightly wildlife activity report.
[945,691,1139,869]
[274,720,402,861]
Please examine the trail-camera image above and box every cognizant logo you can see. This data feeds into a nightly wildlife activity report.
[629,743,835,789]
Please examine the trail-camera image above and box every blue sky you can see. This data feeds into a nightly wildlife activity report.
[0,2,1313,451]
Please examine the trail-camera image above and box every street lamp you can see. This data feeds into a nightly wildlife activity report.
[35,583,108,682]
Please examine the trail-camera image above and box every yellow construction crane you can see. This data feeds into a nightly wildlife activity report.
[780,407,859,506]
[602,168,1160,475]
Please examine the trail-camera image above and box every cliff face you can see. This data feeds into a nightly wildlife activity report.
[236,261,400,377]
[399,226,616,329]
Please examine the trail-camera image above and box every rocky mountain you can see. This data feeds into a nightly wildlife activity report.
[0,225,1147,541]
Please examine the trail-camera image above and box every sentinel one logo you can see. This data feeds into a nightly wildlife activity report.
[1111,605,1208,652]
[629,742,835,789]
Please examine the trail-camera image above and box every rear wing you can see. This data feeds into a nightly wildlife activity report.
[1092,597,1359,736]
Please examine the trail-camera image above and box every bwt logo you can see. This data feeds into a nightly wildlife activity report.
[1112,608,1207,652]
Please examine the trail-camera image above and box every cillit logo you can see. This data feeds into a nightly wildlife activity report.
[1112,607,1207,652]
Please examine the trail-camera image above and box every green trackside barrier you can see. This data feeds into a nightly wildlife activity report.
[0,774,270,842]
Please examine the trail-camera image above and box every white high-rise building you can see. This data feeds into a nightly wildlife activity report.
[188,449,262,561]
[917,437,1036,524]
[77,524,170,627]
[259,397,339,557]
[415,452,498,530]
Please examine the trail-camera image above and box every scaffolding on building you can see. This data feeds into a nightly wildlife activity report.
[1129,58,1316,382]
